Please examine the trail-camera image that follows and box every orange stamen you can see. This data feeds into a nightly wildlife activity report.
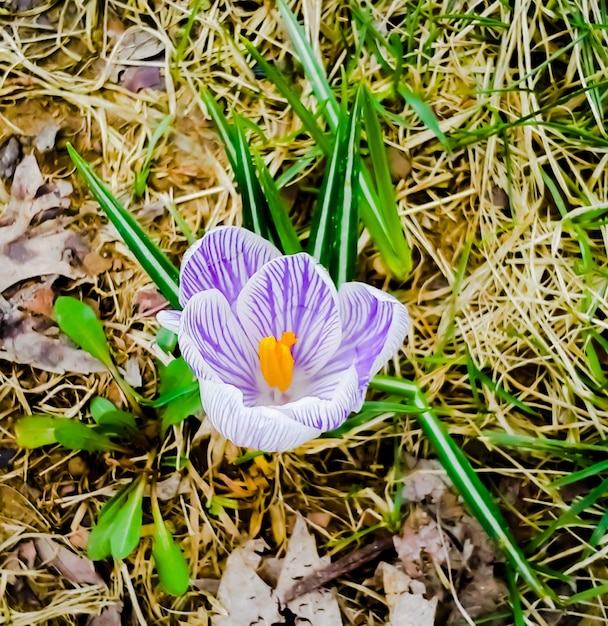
[258,332,297,392]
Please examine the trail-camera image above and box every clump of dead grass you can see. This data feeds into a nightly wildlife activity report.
[1,0,608,624]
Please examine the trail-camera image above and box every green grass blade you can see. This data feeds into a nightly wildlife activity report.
[232,116,279,245]
[307,92,361,284]
[276,0,339,130]
[274,1,411,278]
[251,148,302,254]
[67,144,180,309]
[243,41,331,154]
[172,0,205,74]
[370,375,556,604]
[199,88,237,167]
[482,431,608,454]
[134,113,174,197]
[551,459,608,488]
[397,85,449,150]
[361,88,412,276]
[527,477,608,553]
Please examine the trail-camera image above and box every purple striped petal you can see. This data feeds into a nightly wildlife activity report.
[236,253,341,377]
[179,226,281,307]
[157,310,181,333]
[180,290,261,406]
[315,283,409,399]
[200,380,322,452]
[281,365,359,431]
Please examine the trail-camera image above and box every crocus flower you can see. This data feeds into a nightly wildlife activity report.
[158,226,409,452]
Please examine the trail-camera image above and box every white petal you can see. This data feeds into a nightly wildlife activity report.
[236,253,341,377]
[323,282,410,387]
[181,290,261,406]
[281,365,360,431]
[200,381,322,452]
[179,226,281,307]
[157,310,181,333]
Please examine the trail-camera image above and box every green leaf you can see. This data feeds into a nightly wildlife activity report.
[158,357,195,395]
[94,410,138,439]
[67,144,180,310]
[88,482,136,560]
[110,475,147,559]
[308,89,361,285]
[55,420,124,452]
[54,296,112,368]
[156,327,178,353]
[161,390,202,435]
[14,415,60,448]
[90,397,117,423]
[151,493,189,595]
[370,375,557,605]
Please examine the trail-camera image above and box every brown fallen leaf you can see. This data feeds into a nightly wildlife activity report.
[212,539,281,626]
[0,296,105,374]
[394,511,450,578]
[34,537,106,586]
[213,516,344,626]
[0,155,89,293]
[380,562,437,626]
[275,516,342,625]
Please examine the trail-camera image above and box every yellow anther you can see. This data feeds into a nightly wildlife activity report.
[258,332,297,392]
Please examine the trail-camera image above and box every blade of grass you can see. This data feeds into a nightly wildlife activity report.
[67,144,180,309]
[308,89,361,284]
[133,114,174,197]
[251,148,302,254]
[275,0,411,278]
[370,375,556,605]
[551,459,608,488]
[526,477,608,553]
[243,40,331,154]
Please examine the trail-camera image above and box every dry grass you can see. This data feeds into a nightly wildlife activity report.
[1,0,608,624]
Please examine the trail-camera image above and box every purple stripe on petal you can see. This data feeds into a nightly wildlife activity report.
[236,253,342,376]
[181,290,261,405]
[179,226,281,307]
[200,380,322,452]
[318,282,410,392]
[280,366,359,431]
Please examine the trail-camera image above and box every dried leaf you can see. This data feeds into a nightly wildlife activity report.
[0,155,90,293]
[394,511,450,577]
[34,537,105,586]
[380,563,437,626]
[401,458,452,503]
[212,539,281,626]
[0,299,105,374]
[213,517,343,626]
[275,516,342,626]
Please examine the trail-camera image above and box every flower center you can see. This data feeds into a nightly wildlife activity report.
[258,331,297,392]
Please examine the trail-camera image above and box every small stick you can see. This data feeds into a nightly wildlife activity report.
[282,536,395,603]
